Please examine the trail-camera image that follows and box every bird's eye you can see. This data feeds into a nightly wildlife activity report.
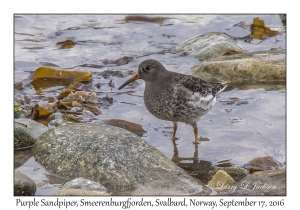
[145,66,150,70]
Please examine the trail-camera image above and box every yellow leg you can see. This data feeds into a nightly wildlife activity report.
[193,127,199,144]
[172,122,177,141]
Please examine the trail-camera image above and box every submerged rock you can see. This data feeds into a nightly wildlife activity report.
[14,171,36,196]
[191,48,285,84]
[33,123,203,195]
[14,118,48,149]
[221,170,286,196]
[177,32,243,61]
[53,177,110,196]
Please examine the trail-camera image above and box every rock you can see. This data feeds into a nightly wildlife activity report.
[191,48,285,84]
[14,118,48,149]
[177,32,243,61]
[53,189,110,196]
[207,170,236,192]
[14,149,33,169]
[212,167,248,182]
[279,14,286,26]
[61,177,109,192]
[33,123,203,195]
[53,177,110,196]
[221,170,286,196]
[14,171,36,196]
[244,156,283,173]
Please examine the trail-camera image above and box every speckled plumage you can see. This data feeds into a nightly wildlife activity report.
[118,59,227,144]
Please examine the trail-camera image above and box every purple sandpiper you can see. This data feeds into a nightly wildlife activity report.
[118,59,227,144]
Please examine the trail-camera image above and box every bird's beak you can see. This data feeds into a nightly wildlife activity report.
[118,72,140,90]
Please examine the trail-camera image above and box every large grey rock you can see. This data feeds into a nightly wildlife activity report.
[14,118,48,149]
[14,171,36,196]
[220,170,286,196]
[178,32,243,61]
[33,123,203,195]
[191,48,285,84]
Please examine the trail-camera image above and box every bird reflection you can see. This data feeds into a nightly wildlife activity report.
[171,140,198,164]
[171,141,215,184]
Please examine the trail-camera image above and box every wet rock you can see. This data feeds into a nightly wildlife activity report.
[102,119,146,136]
[178,32,243,61]
[191,48,285,84]
[33,123,203,195]
[14,118,48,149]
[53,189,110,196]
[221,170,286,196]
[279,14,286,26]
[14,171,36,196]
[53,177,110,196]
[48,112,65,129]
[60,177,108,192]
[212,167,248,182]
[244,156,283,173]
[14,149,33,169]
[102,56,133,66]
[207,170,236,192]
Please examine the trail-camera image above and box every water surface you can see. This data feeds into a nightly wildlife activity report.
[14,14,286,195]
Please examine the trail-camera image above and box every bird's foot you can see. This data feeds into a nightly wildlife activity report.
[171,136,179,141]
[193,137,199,145]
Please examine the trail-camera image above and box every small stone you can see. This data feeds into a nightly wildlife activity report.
[14,171,36,196]
[207,170,236,192]
[53,177,110,196]
[244,156,283,173]
[221,170,286,196]
[14,118,48,149]
[212,167,248,182]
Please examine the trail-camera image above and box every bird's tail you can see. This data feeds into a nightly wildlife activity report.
[212,81,229,96]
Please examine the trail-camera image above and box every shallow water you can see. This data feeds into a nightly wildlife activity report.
[14,14,286,195]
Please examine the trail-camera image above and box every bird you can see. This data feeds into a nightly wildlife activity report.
[118,59,227,144]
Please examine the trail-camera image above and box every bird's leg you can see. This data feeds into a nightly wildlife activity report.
[172,122,178,141]
[193,144,199,161]
[193,125,199,145]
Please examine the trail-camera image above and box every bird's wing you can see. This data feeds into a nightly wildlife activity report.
[178,74,227,96]
[210,82,228,96]
[169,74,227,110]
[179,75,214,96]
